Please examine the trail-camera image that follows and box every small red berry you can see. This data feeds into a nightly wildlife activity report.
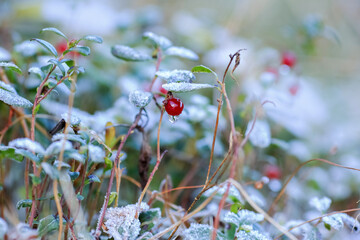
[281,51,297,68]
[264,165,281,180]
[164,97,184,116]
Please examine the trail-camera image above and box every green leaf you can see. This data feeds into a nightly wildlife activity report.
[139,209,161,235]
[111,45,151,62]
[16,199,32,210]
[60,58,75,68]
[48,59,65,75]
[28,67,44,80]
[104,157,112,171]
[68,171,80,181]
[64,46,90,56]
[40,27,68,40]
[143,32,172,49]
[192,65,218,80]
[41,162,60,179]
[80,35,103,44]
[38,215,64,237]
[107,192,117,207]
[76,193,84,201]
[31,38,58,57]
[0,62,22,74]
[162,82,215,93]
[165,46,199,61]
[29,174,41,186]
[85,175,101,185]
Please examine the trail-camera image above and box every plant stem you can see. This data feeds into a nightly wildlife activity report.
[95,109,143,238]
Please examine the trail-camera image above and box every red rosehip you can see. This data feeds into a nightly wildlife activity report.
[165,97,184,116]
[55,40,80,58]
[281,51,297,68]
[264,165,281,180]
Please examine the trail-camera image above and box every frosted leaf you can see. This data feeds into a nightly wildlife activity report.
[303,227,322,240]
[45,140,72,157]
[183,223,225,240]
[204,184,243,203]
[137,232,153,239]
[41,162,60,179]
[156,70,195,83]
[103,202,149,240]
[245,120,271,148]
[8,223,38,240]
[53,160,71,169]
[0,218,7,239]
[162,82,214,93]
[111,45,151,62]
[0,82,33,108]
[323,214,343,231]
[28,67,45,80]
[285,220,311,235]
[235,229,270,240]
[143,32,172,49]
[0,47,11,61]
[61,113,81,126]
[14,41,39,57]
[0,62,22,74]
[52,133,86,145]
[129,90,152,108]
[340,214,360,232]
[164,46,199,61]
[65,151,84,163]
[9,138,45,155]
[309,196,331,213]
[88,145,105,163]
[224,210,264,226]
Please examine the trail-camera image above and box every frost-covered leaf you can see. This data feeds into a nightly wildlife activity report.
[64,46,90,56]
[41,162,60,179]
[204,184,243,203]
[38,215,61,236]
[0,82,33,108]
[111,45,151,61]
[41,27,68,40]
[192,65,218,80]
[129,90,152,108]
[85,175,101,185]
[0,62,22,74]
[80,35,103,44]
[88,145,105,163]
[53,160,71,169]
[8,223,38,240]
[45,140,72,157]
[0,146,39,163]
[9,138,45,155]
[156,70,195,83]
[183,223,225,240]
[235,228,270,240]
[143,32,172,49]
[309,196,331,213]
[139,208,161,235]
[28,67,45,80]
[0,47,11,61]
[61,113,81,126]
[16,199,32,210]
[245,120,271,148]
[224,210,264,226]
[323,214,343,231]
[64,151,84,163]
[162,82,214,93]
[31,38,58,57]
[15,149,40,163]
[164,46,199,60]
[341,213,360,232]
[0,218,7,239]
[303,227,322,240]
[104,203,149,240]
[48,59,65,75]
[52,133,86,145]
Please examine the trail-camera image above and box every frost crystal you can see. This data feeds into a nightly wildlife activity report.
[164,46,199,61]
[104,203,149,240]
[235,228,270,240]
[309,196,331,213]
[156,70,195,83]
[245,120,271,148]
[143,32,172,49]
[0,82,33,108]
[128,90,152,108]
[9,138,45,155]
[162,83,214,93]
[224,210,264,226]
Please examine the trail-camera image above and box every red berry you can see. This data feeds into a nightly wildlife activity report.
[264,165,281,179]
[281,51,297,68]
[165,97,184,116]
[56,41,67,54]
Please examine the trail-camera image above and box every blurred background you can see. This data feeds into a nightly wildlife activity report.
[1,0,360,238]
